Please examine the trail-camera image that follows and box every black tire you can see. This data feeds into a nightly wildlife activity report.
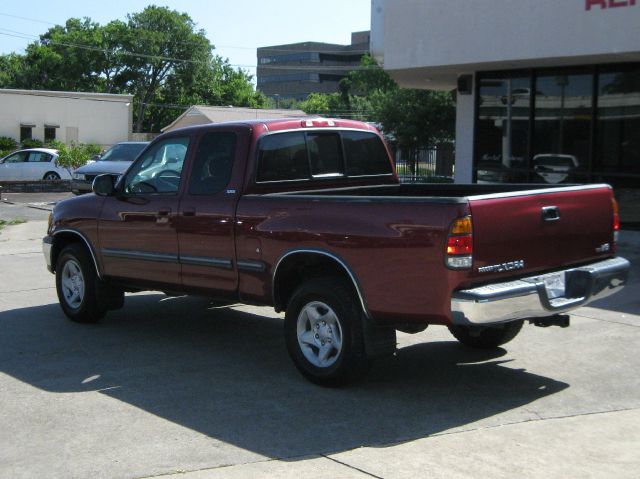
[55,244,108,323]
[43,172,61,181]
[284,278,371,386]
[448,320,524,349]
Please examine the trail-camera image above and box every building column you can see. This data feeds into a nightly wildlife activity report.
[454,78,475,183]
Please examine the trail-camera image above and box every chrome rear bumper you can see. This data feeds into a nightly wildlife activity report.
[451,257,630,325]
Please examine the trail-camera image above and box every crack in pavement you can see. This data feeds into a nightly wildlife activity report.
[572,312,640,328]
[0,286,54,295]
[131,407,640,479]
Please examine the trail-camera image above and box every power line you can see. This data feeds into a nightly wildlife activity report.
[0,30,370,72]
[0,12,369,55]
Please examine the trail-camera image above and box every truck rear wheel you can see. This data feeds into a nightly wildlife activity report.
[448,320,523,349]
[55,244,109,323]
[284,278,371,386]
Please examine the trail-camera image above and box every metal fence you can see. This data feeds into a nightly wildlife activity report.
[393,144,455,183]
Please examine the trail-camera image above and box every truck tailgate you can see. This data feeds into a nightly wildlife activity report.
[468,185,615,282]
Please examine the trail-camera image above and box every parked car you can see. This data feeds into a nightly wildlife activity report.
[44,119,629,386]
[533,153,580,184]
[0,148,70,181]
[71,141,149,194]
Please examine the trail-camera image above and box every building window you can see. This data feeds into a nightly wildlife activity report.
[533,71,592,182]
[476,74,531,183]
[44,126,57,142]
[474,63,640,222]
[595,66,640,181]
[20,126,33,142]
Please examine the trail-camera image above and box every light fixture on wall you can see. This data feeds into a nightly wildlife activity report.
[457,75,473,95]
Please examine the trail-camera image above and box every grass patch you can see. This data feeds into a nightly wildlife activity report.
[0,218,26,231]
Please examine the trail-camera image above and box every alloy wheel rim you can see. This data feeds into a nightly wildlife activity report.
[296,301,343,368]
[61,259,85,309]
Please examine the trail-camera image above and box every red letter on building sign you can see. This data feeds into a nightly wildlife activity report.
[610,0,637,6]
[586,0,607,9]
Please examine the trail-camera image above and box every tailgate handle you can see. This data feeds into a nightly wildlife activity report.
[542,206,561,222]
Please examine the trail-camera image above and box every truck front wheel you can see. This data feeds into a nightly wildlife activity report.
[448,320,523,349]
[284,278,371,386]
[55,244,109,323]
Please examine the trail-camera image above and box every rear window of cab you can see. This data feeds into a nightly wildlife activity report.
[256,130,392,183]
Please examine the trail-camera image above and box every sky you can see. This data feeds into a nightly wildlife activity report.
[0,0,372,80]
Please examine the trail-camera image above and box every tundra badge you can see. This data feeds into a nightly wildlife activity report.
[478,260,525,274]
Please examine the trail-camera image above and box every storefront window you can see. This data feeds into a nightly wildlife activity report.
[476,75,530,183]
[474,63,640,222]
[533,71,592,184]
[595,67,640,178]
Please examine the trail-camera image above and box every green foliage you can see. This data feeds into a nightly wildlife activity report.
[0,218,27,232]
[0,7,263,133]
[0,136,18,151]
[55,142,102,172]
[21,138,44,148]
[299,55,455,151]
[375,89,455,150]
[266,97,301,110]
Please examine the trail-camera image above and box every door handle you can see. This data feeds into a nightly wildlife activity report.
[156,208,171,223]
[542,206,560,222]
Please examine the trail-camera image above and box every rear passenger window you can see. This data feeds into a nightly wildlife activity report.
[343,131,393,176]
[189,132,236,195]
[255,129,392,183]
[256,132,310,182]
[307,133,344,177]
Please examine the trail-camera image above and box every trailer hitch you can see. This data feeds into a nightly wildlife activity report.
[529,314,570,328]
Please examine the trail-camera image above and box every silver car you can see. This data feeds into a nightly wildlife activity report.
[71,141,149,194]
[0,148,69,180]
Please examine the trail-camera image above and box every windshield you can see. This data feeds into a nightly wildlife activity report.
[99,143,147,162]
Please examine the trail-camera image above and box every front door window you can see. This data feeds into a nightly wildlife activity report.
[123,137,190,194]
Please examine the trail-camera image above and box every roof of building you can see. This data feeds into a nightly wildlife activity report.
[0,88,133,102]
[161,105,309,132]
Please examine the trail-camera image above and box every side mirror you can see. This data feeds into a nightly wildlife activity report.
[93,174,115,196]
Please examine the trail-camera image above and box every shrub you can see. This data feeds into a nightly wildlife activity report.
[0,136,18,152]
[55,142,103,172]
[21,138,44,148]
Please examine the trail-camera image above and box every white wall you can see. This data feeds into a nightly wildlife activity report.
[0,90,133,147]
[375,0,640,89]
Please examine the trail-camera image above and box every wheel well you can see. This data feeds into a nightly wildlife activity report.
[273,252,365,314]
[43,171,60,179]
[51,232,96,274]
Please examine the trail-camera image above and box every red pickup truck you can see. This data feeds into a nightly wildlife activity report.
[43,118,629,385]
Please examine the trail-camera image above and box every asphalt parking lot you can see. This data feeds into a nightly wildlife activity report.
[1,193,639,478]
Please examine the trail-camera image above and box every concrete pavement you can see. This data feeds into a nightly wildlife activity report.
[0,218,639,478]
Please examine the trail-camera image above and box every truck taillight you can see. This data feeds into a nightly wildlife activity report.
[446,216,473,269]
[613,198,620,243]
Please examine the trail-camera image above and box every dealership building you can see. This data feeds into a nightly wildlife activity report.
[372,0,640,221]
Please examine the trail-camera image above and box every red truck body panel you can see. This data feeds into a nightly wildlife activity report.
[468,186,615,284]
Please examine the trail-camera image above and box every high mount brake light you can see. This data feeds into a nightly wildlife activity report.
[446,216,473,270]
[302,119,336,128]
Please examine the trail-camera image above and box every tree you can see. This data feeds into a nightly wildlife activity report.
[122,6,214,132]
[50,140,101,174]
[299,55,455,156]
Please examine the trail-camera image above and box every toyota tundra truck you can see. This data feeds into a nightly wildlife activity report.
[43,118,630,385]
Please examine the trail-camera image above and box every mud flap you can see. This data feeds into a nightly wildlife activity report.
[362,319,397,359]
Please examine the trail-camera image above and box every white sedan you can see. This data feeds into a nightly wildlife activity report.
[0,148,71,181]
